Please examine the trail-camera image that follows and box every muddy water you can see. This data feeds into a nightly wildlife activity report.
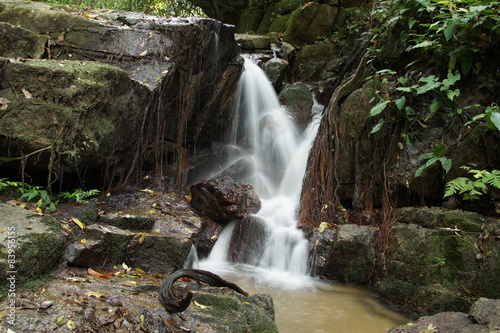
[224,270,409,333]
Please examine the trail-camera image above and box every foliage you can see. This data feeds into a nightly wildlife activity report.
[370,0,500,75]
[465,105,500,130]
[444,165,500,200]
[41,0,206,17]
[59,188,101,204]
[0,178,100,211]
[414,143,452,177]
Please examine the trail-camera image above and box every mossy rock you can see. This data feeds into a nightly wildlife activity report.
[0,203,65,299]
[395,207,483,232]
[283,3,338,45]
[188,287,278,332]
[99,215,155,232]
[0,22,47,59]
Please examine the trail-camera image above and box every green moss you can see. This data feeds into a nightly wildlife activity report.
[103,216,155,232]
[17,233,64,279]
[40,216,62,233]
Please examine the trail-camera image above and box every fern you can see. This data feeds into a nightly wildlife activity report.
[444,166,500,200]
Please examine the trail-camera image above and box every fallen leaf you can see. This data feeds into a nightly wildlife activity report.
[83,12,99,19]
[140,189,154,194]
[122,262,130,271]
[66,319,76,330]
[194,300,209,309]
[184,194,192,202]
[55,315,66,326]
[85,291,107,298]
[210,235,218,240]
[138,50,148,56]
[57,31,65,41]
[71,217,86,229]
[80,238,87,244]
[318,222,330,233]
[22,88,33,99]
[103,10,113,14]
[88,268,111,278]
[149,209,156,213]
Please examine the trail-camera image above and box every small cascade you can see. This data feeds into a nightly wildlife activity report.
[197,57,321,289]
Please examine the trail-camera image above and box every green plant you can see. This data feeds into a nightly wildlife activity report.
[444,165,500,200]
[18,185,57,212]
[59,188,101,204]
[415,143,452,177]
[465,105,500,130]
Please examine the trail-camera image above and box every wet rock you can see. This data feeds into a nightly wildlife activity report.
[98,214,156,232]
[321,224,376,284]
[279,82,314,129]
[0,22,47,58]
[395,207,484,232]
[0,203,65,298]
[195,219,223,259]
[263,58,288,91]
[190,176,261,224]
[65,224,135,268]
[228,216,268,265]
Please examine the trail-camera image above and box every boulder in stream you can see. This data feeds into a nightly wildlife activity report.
[190,176,261,224]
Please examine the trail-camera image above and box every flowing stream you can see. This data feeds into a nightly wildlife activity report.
[193,57,409,331]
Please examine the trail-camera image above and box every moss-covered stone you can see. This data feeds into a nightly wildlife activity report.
[395,207,484,232]
[99,215,156,232]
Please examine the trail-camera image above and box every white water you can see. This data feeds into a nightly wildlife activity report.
[199,58,321,289]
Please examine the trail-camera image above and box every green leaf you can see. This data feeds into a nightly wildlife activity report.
[443,22,456,41]
[488,111,500,130]
[394,96,406,110]
[460,56,472,76]
[369,118,384,136]
[430,98,440,113]
[369,100,390,117]
[433,144,446,157]
[439,157,452,174]
[446,89,460,100]
[441,71,461,90]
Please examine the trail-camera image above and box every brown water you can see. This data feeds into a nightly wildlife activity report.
[229,273,409,333]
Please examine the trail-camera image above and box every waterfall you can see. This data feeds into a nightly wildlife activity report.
[199,57,321,289]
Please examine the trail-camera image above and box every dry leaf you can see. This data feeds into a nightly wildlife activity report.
[184,194,192,202]
[140,189,154,194]
[138,50,148,56]
[83,12,98,19]
[85,291,107,298]
[57,31,65,41]
[55,315,66,326]
[210,235,218,240]
[22,88,33,99]
[66,319,76,330]
[88,268,111,279]
[80,238,87,244]
[71,218,86,229]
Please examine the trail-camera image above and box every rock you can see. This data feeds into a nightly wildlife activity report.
[279,82,314,129]
[0,265,278,332]
[283,3,339,45]
[395,207,484,232]
[0,22,47,58]
[0,203,65,298]
[235,33,272,50]
[195,219,223,259]
[0,0,241,190]
[321,224,376,283]
[190,176,261,223]
[228,216,268,265]
[263,58,288,90]
[65,224,135,268]
[388,311,489,333]
[469,297,500,330]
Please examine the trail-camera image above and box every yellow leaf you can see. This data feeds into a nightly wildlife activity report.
[154,229,161,233]
[66,319,76,330]
[243,301,251,304]
[194,300,208,309]
[71,218,86,229]
[106,192,111,197]
[55,315,66,325]
[80,238,87,244]
[122,262,130,271]
[140,314,145,326]
[140,189,154,194]
[318,222,330,233]
[36,207,43,215]
[149,209,156,213]
[151,203,157,207]
[138,50,148,56]
[184,194,192,202]
[85,291,107,298]
[138,234,146,244]
[136,268,146,274]
[83,12,98,19]
[103,10,113,14]
[184,228,192,233]
[210,235,218,240]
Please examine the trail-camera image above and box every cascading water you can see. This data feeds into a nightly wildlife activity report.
[199,57,322,289]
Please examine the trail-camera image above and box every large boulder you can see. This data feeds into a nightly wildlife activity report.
[0,0,241,189]
[190,176,261,223]
[228,216,268,265]
[0,203,65,299]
